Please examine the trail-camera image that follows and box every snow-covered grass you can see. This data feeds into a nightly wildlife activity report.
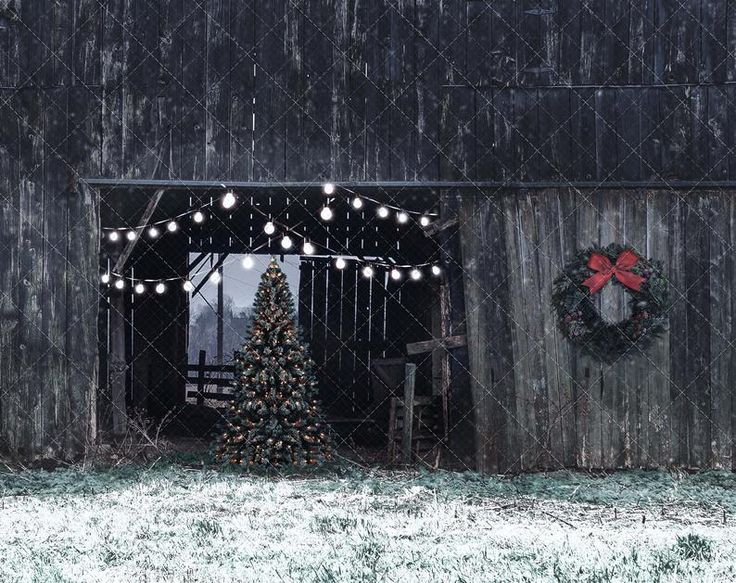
[1,462,735,582]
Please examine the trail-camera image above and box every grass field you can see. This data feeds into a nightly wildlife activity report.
[1,461,735,582]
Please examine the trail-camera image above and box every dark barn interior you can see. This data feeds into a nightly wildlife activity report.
[97,184,453,461]
[1,1,736,472]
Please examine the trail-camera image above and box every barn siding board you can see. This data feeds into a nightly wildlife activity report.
[228,0,255,180]
[685,196,712,466]
[204,0,232,181]
[646,192,674,465]
[699,0,727,83]
[706,193,732,468]
[623,192,649,466]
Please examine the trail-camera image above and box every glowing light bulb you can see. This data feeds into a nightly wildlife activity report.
[320,206,333,221]
[322,182,336,195]
[410,268,422,280]
[335,257,347,270]
[302,241,315,255]
[209,271,222,285]
[281,235,293,250]
[108,231,120,242]
[155,282,166,294]
[264,221,276,235]
[222,191,236,209]
[362,265,374,278]
[148,226,160,238]
[242,255,254,269]
[431,265,441,276]
[126,230,137,241]
[167,221,178,232]
[114,279,125,290]
[351,197,364,210]
[101,273,111,284]
[419,216,431,227]
[377,206,389,219]
[397,211,409,224]
[183,280,194,292]
[193,211,205,224]
[390,268,401,281]
[135,283,145,294]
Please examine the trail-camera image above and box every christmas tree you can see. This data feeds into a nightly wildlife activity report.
[215,258,332,468]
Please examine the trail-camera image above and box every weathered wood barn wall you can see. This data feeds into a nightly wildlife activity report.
[0,0,735,468]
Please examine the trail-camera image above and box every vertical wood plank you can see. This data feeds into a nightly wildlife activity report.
[684,195,712,467]
[205,0,232,180]
[575,190,603,468]
[646,191,674,466]
[706,193,732,468]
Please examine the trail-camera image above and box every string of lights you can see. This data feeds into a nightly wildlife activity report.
[102,184,436,242]
[318,182,437,227]
[100,185,441,294]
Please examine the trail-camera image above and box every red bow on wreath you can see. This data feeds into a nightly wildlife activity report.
[582,250,645,295]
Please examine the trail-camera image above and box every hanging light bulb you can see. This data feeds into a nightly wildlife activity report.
[419,216,431,227]
[335,257,347,270]
[320,206,333,221]
[209,271,222,285]
[134,282,145,294]
[242,255,254,269]
[264,221,276,235]
[108,230,120,242]
[351,197,364,210]
[280,235,293,250]
[322,182,336,195]
[362,265,374,278]
[222,190,236,209]
[397,211,409,224]
[410,268,422,281]
[155,282,166,294]
[377,206,389,219]
[193,211,205,224]
[390,268,402,281]
[148,225,160,238]
[431,265,441,276]
[114,279,125,290]
[100,273,110,284]
[302,241,315,255]
[167,220,178,232]
[126,230,137,241]
[183,280,195,292]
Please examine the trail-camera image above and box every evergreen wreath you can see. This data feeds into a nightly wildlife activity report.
[552,243,668,363]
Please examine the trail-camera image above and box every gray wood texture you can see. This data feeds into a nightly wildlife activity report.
[460,188,736,472]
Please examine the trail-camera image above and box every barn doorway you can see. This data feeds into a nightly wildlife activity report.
[95,182,450,456]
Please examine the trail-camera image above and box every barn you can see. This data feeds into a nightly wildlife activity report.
[0,1,734,473]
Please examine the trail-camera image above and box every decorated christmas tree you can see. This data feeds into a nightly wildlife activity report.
[214,258,331,468]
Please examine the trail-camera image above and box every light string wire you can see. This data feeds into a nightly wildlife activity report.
[101,188,442,293]
[327,183,439,219]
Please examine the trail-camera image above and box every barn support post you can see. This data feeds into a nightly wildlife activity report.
[458,193,515,474]
[435,192,475,470]
[107,294,128,437]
